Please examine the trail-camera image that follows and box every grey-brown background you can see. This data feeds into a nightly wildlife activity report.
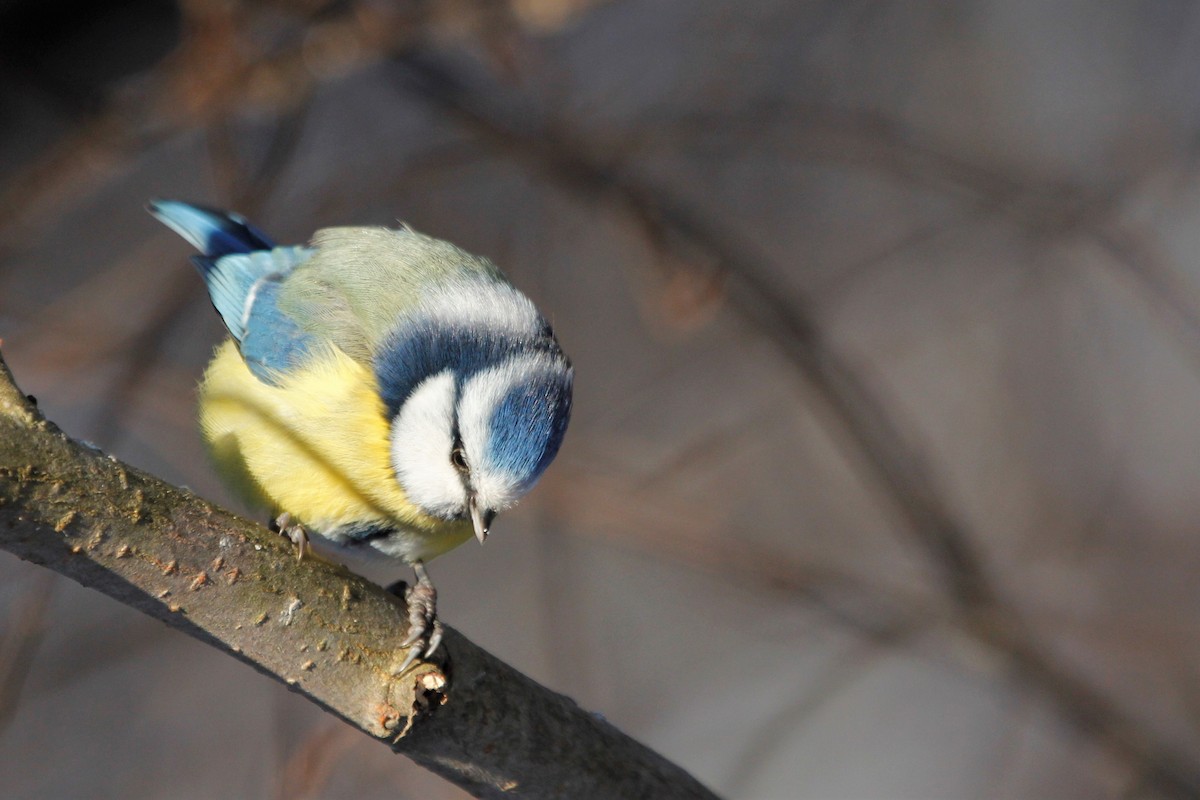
[2,1,1199,798]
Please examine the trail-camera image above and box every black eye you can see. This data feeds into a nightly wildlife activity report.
[450,447,469,472]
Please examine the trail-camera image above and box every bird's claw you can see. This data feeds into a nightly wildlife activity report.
[272,512,309,561]
[391,563,443,673]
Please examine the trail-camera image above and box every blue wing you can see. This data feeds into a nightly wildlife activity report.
[149,199,316,383]
[236,273,316,381]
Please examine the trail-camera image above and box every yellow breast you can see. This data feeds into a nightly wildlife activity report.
[197,340,472,561]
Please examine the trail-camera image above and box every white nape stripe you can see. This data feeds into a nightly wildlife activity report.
[417,278,543,339]
[389,371,466,519]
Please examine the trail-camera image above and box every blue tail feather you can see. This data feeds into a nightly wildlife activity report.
[147,199,275,257]
[150,199,315,383]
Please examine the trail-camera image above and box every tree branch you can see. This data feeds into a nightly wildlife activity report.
[0,347,719,800]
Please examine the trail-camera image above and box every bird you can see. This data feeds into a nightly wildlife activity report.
[148,200,573,668]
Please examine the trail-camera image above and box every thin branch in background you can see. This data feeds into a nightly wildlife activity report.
[274,721,361,800]
[3,614,173,709]
[982,684,1037,800]
[636,404,780,493]
[205,93,314,214]
[810,204,992,303]
[628,102,1113,215]
[569,399,781,493]
[543,463,935,643]
[821,110,1200,388]
[0,573,56,735]
[1064,454,1130,561]
[1092,225,1200,373]
[1170,655,1200,747]
[87,273,202,445]
[650,102,1200,383]
[612,207,729,336]
[531,508,596,695]
[864,119,1200,383]
[0,112,170,254]
[549,424,939,643]
[581,343,725,433]
[724,633,915,797]
[1118,776,1154,800]
[387,141,496,191]
[0,234,199,374]
[309,140,494,223]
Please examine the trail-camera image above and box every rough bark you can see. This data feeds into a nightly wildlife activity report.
[0,348,719,800]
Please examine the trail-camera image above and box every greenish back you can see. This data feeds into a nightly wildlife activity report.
[279,226,507,362]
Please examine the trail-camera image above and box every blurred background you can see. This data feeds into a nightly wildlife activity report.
[2,1,1200,798]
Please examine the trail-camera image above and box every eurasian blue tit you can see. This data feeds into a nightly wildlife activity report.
[149,200,573,664]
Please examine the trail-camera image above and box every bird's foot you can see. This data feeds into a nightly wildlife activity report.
[271,512,309,562]
[390,561,443,673]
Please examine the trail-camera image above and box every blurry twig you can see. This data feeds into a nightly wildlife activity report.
[530,507,596,695]
[307,140,493,224]
[88,274,201,444]
[274,722,360,800]
[640,102,1200,375]
[206,93,314,213]
[542,463,935,643]
[0,573,56,735]
[636,405,779,493]
[982,689,1035,800]
[724,635,915,796]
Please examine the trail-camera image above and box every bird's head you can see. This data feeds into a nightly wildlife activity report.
[378,281,572,543]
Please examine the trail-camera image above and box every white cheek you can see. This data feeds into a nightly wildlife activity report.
[390,371,466,518]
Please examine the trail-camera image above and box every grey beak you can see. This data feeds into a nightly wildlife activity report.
[469,499,494,544]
